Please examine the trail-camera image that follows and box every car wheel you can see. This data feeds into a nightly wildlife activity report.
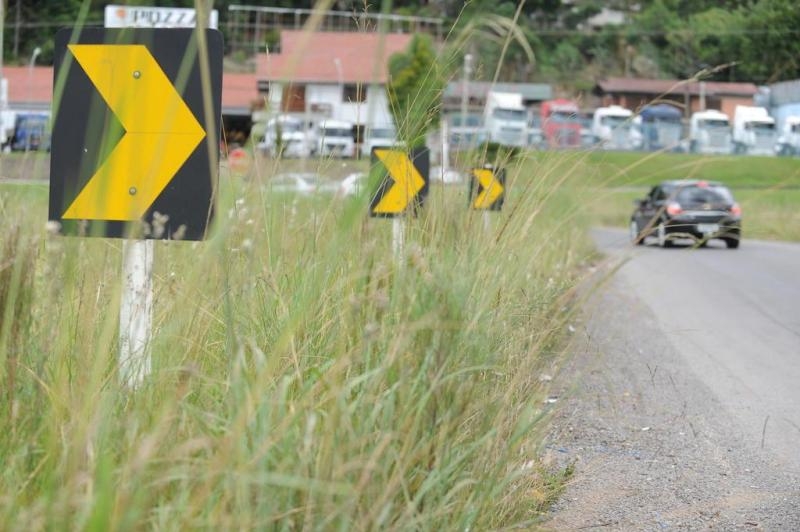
[630,220,644,245]
[657,222,673,248]
[724,237,740,249]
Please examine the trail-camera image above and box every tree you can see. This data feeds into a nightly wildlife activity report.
[386,34,444,147]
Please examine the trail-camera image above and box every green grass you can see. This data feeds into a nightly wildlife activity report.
[558,150,800,189]
[3,144,798,529]
[0,151,594,530]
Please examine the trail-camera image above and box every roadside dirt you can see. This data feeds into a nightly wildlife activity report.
[540,266,800,530]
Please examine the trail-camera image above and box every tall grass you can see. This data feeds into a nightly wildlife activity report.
[0,147,592,529]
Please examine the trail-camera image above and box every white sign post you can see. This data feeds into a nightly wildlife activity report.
[105,4,216,386]
[119,239,153,387]
[392,218,405,262]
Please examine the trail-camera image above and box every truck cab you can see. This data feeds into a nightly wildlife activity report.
[776,116,800,156]
[540,99,581,149]
[257,114,315,158]
[591,105,633,150]
[732,105,777,156]
[484,91,528,147]
[317,119,355,158]
[689,110,731,155]
[637,104,683,152]
[7,113,50,152]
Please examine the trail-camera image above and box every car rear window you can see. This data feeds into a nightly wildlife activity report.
[675,185,733,206]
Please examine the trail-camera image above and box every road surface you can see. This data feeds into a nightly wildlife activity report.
[543,228,800,530]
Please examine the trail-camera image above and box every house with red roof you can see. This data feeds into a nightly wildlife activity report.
[255,30,412,129]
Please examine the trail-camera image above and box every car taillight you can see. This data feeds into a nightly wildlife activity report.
[666,202,683,216]
[730,203,742,216]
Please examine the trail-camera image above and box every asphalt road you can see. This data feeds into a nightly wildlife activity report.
[543,228,800,530]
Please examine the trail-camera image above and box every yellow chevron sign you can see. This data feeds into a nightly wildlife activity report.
[62,45,205,221]
[471,167,505,210]
[49,28,223,240]
[370,148,429,217]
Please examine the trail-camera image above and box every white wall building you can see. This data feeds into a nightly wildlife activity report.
[256,30,411,131]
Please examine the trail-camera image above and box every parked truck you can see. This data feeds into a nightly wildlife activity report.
[732,105,777,156]
[638,104,683,152]
[688,110,731,155]
[540,99,581,149]
[256,114,315,158]
[591,105,633,150]
[483,91,528,147]
[776,116,800,156]
[3,113,51,152]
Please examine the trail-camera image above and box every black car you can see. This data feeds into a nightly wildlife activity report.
[630,180,742,248]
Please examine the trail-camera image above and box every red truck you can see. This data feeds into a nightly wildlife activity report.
[540,99,581,149]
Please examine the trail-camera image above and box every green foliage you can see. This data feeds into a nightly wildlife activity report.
[386,34,445,147]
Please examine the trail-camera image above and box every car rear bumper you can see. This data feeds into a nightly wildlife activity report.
[664,216,741,240]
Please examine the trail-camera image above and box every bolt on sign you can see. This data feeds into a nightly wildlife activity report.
[469,167,506,211]
[369,147,430,218]
[48,28,223,240]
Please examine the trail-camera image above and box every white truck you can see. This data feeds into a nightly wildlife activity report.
[317,119,355,158]
[732,105,777,156]
[776,116,800,156]
[257,115,314,158]
[484,91,527,147]
[591,105,633,150]
[688,110,732,155]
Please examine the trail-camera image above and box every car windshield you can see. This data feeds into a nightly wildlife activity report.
[451,115,482,127]
[322,128,351,137]
[493,108,526,120]
[19,117,47,131]
[549,111,579,124]
[600,115,628,127]
[675,185,733,206]
[278,121,303,133]
[698,119,729,128]
[746,122,774,131]
[370,128,395,139]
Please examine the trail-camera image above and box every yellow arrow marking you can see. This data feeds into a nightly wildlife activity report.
[63,45,205,221]
[473,168,504,209]
[372,149,426,215]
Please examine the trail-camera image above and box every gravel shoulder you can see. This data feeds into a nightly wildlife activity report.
[540,236,800,530]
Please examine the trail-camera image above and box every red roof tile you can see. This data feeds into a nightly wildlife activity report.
[596,77,758,97]
[3,66,53,105]
[220,72,259,109]
[256,30,413,84]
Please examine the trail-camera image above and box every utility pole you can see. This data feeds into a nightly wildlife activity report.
[460,53,473,139]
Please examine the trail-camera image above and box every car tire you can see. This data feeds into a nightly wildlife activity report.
[724,237,740,249]
[630,220,644,245]
[657,222,673,248]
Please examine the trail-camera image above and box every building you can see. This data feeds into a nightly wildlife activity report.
[255,30,412,131]
[593,77,758,118]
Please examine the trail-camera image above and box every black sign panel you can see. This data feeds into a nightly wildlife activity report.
[369,146,430,218]
[48,28,223,240]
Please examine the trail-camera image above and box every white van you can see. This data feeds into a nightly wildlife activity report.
[317,119,355,158]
